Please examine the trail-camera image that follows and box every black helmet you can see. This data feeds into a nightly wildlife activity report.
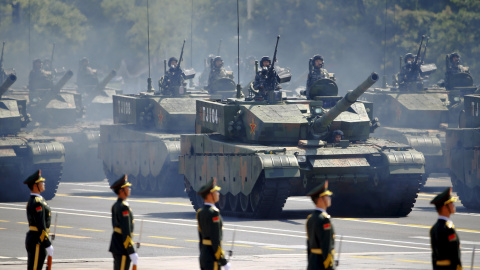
[449,52,461,60]
[404,53,415,63]
[213,56,223,62]
[33,59,42,64]
[168,57,178,66]
[260,56,271,65]
[313,55,324,62]
[332,130,344,137]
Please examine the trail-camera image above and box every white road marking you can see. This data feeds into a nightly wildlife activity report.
[72,189,106,193]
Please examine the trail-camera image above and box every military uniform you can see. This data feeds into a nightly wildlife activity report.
[207,57,230,91]
[77,58,99,88]
[197,179,228,270]
[109,175,136,270]
[306,181,335,270]
[306,67,329,90]
[160,57,186,96]
[430,188,462,270]
[28,60,53,91]
[24,170,52,270]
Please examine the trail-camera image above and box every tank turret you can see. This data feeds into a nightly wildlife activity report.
[181,73,425,218]
[0,74,27,134]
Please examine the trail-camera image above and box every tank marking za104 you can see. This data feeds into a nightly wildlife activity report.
[117,99,132,115]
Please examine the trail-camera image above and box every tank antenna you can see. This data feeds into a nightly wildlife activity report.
[235,0,242,98]
[146,0,154,92]
[382,0,387,88]
[190,0,193,68]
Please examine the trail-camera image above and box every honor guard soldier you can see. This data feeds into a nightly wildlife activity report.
[24,170,54,270]
[109,175,138,270]
[306,180,335,270]
[197,178,231,270]
[430,187,462,270]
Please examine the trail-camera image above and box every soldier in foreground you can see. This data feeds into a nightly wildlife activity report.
[24,170,54,270]
[109,175,138,270]
[430,187,462,270]
[306,55,330,97]
[447,52,468,74]
[197,178,231,270]
[159,57,186,95]
[28,59,54,91]
[306,180,335,270]
[77,57,99,88]
[397,53,422,86]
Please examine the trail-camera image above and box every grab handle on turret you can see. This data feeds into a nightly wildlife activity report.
[0,73,16,98]
[313,72,379,134]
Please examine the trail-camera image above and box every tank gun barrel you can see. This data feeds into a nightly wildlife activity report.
[313,72,379,134]
[51,70,73,93]
[0,74,16,98]
[95,70,116,92]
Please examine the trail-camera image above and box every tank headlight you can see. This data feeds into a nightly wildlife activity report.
[296,155,307,163]
[454,97,460,102]
[314,107,323,114]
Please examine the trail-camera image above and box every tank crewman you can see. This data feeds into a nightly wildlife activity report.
[197,178,231,270]
[430,187,462,270]
[397,53,422,86]
[448,52,469,74]
[28,59,54,91]
[24,170,54,270]
[331,130,344,143]
[206,56,230,91]
[252,56,281,98]
[199,54,215,87]
[306,55,330,95]
[160,57,186,95]
[109,175,138,270]
[306,180,335,270]
[77,57,99,88]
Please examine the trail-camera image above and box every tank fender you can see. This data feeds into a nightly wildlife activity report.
[150,140,180,177]
[405,135,442,155]
[258,154,300,179]
[27,141,65,164]
[383,150,425,175]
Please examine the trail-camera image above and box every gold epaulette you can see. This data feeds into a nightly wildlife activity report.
[35,197,43,203]
[122,201,130,206]
[446,221,455,229]
[321,212,331,218]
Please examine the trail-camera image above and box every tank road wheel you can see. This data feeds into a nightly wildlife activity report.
[228,193,239,211]
[138,174,149,193]
[379,175,420,217]
[148,175,158,192]
[246,175,290,219]
[185,177,203,211]
[218,193,229,211]
[239,193,250,212]
[38,163,63,201]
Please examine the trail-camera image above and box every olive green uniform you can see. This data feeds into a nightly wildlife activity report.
[306,209,335,270]
[109,198,135,270]
[25,194,51,270]
[430,217,462,270]
[197,204,227,270]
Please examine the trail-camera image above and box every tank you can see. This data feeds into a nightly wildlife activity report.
[179,73,425,218]
[98,83,211,196]
[0,74,65,201]
[78,70,123,119]
[27,71,103,182]
[445,94,480,209]
[363,55,476,183]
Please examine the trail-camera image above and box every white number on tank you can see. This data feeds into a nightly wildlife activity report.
[202,106,218,124]
[118,100,131,115]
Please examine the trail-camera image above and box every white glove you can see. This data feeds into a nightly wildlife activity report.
[129,253,139,265]
[46,245,54,256]
[224,262,231,270]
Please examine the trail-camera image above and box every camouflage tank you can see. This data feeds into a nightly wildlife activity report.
[179,73,425,218]
[27,70,103,182]
[363,39,476,183]
[446,94,480,210]
[0,74,65,201]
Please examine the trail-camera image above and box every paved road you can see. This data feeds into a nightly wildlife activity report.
[1,174,479,269]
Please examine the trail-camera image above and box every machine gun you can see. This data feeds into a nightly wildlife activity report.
[177,40,186,71]
[0,41,5,83]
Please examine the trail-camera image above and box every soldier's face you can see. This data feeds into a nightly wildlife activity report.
[37,182,45,192]
[170,61,178,68]
[123,187,131,197]
[334,135,342,142]
[262,60,270,67]
[212,191,220,203]
[447,202,456,214]
[452,56,460,65]
[34,62,42,69]
[314,59,323,68]
[215,60,222,67]
[322,196,331,208]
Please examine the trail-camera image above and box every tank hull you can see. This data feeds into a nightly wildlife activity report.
[0,135,64,201]
[180,134,424,218]
[98,124,185,196]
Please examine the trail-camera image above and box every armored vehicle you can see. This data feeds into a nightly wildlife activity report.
[446,94,480,210]
[363,39,476,183]
[27,71,104,182]
[179,73,425,218]
[0,74,65,201]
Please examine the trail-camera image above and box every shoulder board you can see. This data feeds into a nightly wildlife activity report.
[35,197,43,203]
[122,201,130,206]
[446,221,455,229]
[321,212,331,219]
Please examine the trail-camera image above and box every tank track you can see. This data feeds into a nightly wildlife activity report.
[451,177,480,210]
[185,176,291,219]
[375,174,421,216]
